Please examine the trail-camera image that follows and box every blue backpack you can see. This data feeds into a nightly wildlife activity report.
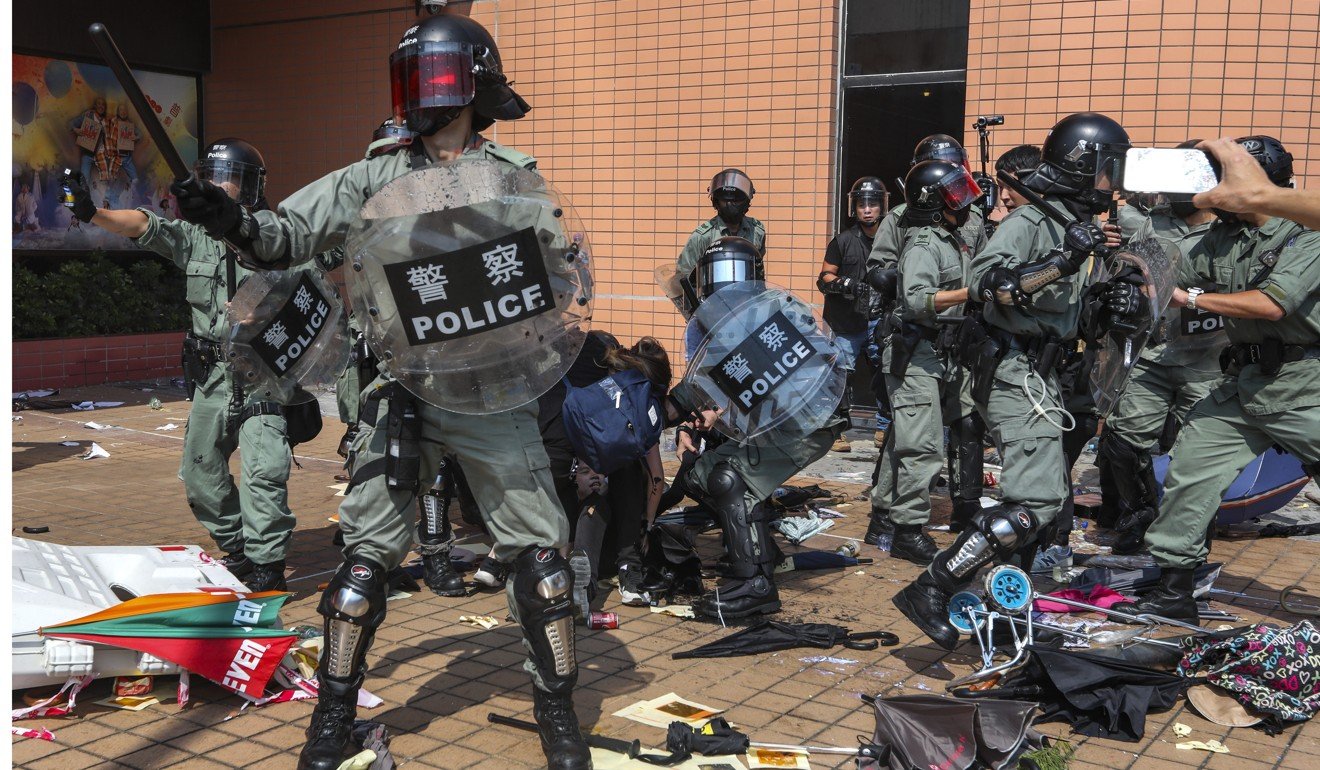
[561,369,664,474]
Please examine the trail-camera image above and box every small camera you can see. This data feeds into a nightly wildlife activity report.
[418,0,448,13]
[974,115,1005,129]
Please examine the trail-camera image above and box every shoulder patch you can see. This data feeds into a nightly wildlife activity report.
[694,220,715,234]
[482,141,537,169]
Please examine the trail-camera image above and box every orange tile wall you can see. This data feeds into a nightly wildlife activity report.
[965,0,1320,189]
[206,1,840,367]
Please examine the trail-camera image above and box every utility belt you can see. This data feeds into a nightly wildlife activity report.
[886,318,941,379]
[1221,341,1320,376]
[962,327,1065,405]
[181,333,225,399]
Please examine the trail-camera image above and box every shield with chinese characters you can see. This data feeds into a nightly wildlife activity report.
[343,159,593,414]
[683,281,845,442]
[226,267,350,404]
[1090,237,1181,417]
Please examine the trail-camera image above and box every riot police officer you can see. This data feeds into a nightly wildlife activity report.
[676,168,766,279]
[891,112,1145,649]
[170,15,591,770]
[864,134,988,545]
[1097,140,1222,555]
[819,176,888,452]
[1117,136,1320,622]
[869,160,984,565]
[62,140,294,594]
[669,236,847,619]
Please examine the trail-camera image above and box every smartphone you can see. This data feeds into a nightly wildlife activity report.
[1122,147,1220,194]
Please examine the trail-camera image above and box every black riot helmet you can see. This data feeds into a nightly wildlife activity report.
[367,117,415,157]
[912,134,969,167]
[848,176,889,218]
[1028,112,1131,214]
[696,236,759,301]
[708,168,755,203]
[196,138,266,208]
[389,14,530,136]
[902,160,982,226]
[1237,135,1293,186]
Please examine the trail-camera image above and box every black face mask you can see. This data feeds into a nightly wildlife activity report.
[1169,200,1199,219]
[412,106,466,137]
[714,198,750,226]
[948,206,971,228]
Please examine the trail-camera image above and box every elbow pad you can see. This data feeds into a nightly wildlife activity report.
[979,248,1085,306]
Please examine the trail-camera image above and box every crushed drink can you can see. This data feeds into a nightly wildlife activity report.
[587,611,618,630]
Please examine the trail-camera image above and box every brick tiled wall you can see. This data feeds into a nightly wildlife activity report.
[965,0,1320,189]
[207,1,840,367]
[13,332,185,391]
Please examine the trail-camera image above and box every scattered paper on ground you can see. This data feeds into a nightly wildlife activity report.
[459,615,499,629]
[329,483,348,497]
[746,747,810,769]
[1172,723,1192,737]
[81,443,110,460]
[589,747,748,770]
[95,695,158,711]
[651,604,695,618]
[1177,740,1229,754]
[60,441,79,447]
[613,693,724,729]
[336,749,376,770]
[155,423,179,431]
[800,655,857,665]
[386,590,412,602]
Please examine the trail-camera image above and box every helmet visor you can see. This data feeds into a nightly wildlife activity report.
[697,252,756,300]
[934,167,982,211]
[1093,145,1127,192]
[709,170,754,200]
[390,41,477,120]
[197,159,264,207]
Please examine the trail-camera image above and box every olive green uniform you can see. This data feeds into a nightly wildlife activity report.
[1145,217,1320,568]
[685,422,844,510]
[1106,208,1221,451]
[866,203,985,271]
[967,199,1098,530]
[871,222,979,525]
[135,211,294,565]
[676,215,766,278]
[247,138,568,688]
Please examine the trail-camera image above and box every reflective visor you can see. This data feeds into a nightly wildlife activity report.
[698,254,755,299]
[935,167,982,210]
[197,159,264,207]
[1093,146,1127,192]
[710,171,753,199]
[389,41,476,119]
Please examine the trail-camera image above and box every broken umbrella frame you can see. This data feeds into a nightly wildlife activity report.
[944,564,1213,690]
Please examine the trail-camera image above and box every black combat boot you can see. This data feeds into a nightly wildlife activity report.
[889,524,938,566]
[891,571,959,651]
[1112,566,1200,623]
[863,507,895,545]
[533,687,592,770]
[220,551,254,578]
[694,569,781,619]
[420,548,466,597]
[247,560,287,592]
[297,674,361,770]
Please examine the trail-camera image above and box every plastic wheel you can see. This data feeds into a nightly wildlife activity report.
[948,591,987,634]
[984,565,1033,612]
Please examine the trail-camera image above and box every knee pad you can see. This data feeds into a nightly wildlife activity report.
[511,547,577,688]
[706,462,745,501]
[934,504,1036,591]
[318,557,388,680]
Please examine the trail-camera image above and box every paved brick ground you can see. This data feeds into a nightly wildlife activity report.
[11,384,1320,769]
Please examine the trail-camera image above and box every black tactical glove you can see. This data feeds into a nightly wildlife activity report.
[1100,265,1150,334]
[979,266,1030,307]
[61,171,97,223]
[824,275,857,298]
[1064,221,1105,258]
[865,266,898,304]
[170,177,250,241]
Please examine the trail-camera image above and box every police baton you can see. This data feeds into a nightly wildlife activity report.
[87,23,191,182]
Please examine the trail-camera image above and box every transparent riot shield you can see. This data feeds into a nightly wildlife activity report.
[682,281,846,442]
[1091,237,1181,416]
[226,267,350,405]
[655,264,699,320]
[344,158,592,414]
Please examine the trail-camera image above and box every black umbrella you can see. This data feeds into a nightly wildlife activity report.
[664,717,749,761]
[858,694,1040,770]
[960,645,1187,742]
[672,619,897,659]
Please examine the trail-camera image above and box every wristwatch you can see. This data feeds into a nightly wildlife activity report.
[1186,287,1204,310]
